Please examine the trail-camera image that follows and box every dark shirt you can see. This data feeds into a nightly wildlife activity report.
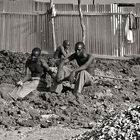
[26,58,46,78]
[68,53,95,75]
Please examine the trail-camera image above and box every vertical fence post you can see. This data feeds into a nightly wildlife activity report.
[2,0,6,50]
[50,0,56,51]
[118,14,121,57]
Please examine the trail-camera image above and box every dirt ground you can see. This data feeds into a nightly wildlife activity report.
[0,51,140,139]
[0,126,89,140]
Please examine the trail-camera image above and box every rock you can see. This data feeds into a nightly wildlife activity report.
[0,91,13,101]
[17,119,35,127]
[41,114,59,121]
[28,108,40,119]
[40,121,52,128]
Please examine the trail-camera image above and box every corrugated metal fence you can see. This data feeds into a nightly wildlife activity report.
[0,0,53,53]
[55,4,140,56]
[0,0,140,57]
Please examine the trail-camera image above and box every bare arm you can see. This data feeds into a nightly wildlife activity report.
[22,67,32,83]
[41,59,50,71]
[40,59,55,76]
[60,46,69,58]
[56,58,69,82]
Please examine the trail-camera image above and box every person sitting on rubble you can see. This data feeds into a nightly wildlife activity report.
[6,47,55,101]
[48,40,71,76]
[54,40,70,60]
[51,41,95,100]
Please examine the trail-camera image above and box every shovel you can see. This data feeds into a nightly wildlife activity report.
[8,86,22,101]
[95,74,135,82]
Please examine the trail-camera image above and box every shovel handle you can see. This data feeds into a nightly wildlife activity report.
[95,74,134,82]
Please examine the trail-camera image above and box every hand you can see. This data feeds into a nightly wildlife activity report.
[16,80,23,86]
[69,71,76,84]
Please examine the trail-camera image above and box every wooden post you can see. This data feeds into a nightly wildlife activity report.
[78,0,86,44]
[33,0,57,52]
[50,0,57,51]
[2,0,6,50]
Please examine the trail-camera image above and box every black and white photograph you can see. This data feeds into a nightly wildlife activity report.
[0,0,140,139]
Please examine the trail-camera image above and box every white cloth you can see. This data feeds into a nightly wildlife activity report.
[125,16,134,43]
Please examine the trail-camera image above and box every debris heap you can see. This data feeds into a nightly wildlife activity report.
[0,50,140,132]
[0,50,29,84]
[71,105,140,140]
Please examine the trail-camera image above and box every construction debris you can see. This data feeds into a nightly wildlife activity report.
[0,50,140,135]
[71,105,140,140]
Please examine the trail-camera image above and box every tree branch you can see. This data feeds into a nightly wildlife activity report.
[78,0,86,44]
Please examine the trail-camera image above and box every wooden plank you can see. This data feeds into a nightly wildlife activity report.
[96,0,140,4]
[34,0,94,5]
[56,11,129,16]
[92,54,132,60]
[34,0,49,3]
[0,11,140,17]
[0,11,38,16]
[56,11,140,17]
[45,52,132,60]
[124,54,140,58]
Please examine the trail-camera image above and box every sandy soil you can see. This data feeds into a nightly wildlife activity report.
[0,126,89,140]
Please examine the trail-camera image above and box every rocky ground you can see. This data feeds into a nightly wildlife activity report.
[0,50,140,139]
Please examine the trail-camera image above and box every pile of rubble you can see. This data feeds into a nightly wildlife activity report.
[0,50,140,132]
[71,105,140,140]
[0,50,29,84]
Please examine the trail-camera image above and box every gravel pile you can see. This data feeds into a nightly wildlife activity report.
[0,91,63,129]
[0,50,29,84]
[0,50,140,132]
[71,105,140,140]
